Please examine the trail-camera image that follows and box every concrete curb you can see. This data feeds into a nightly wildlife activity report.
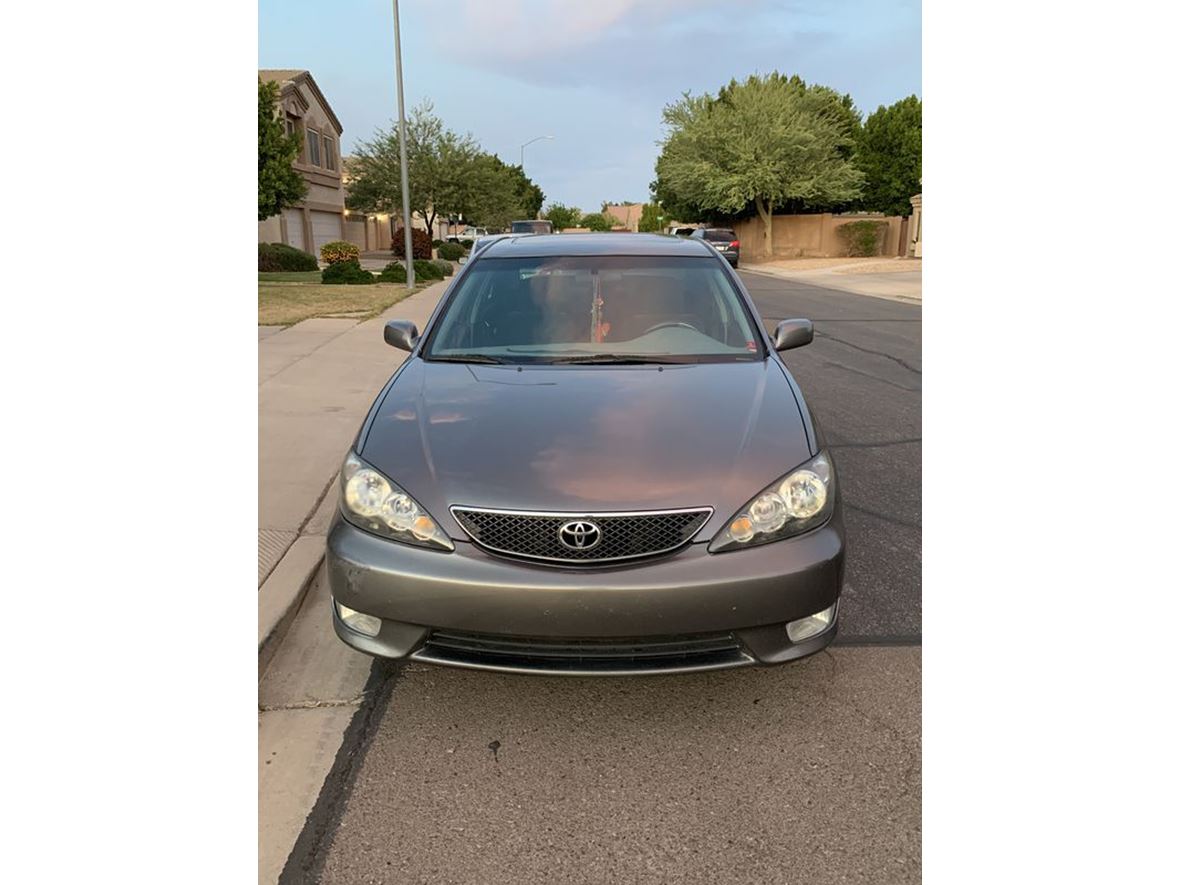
[259,535,326,677]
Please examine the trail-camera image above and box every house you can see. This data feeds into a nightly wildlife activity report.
[602,203,644,232]
[258,70,346,256]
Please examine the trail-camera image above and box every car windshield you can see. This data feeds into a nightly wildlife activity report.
[425,255,764,364]
[704,229,736,242]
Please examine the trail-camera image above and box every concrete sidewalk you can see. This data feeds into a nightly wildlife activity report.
[257,280,448,653]
[744,259,921,304]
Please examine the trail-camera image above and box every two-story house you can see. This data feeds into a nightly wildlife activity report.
[258,69,346,255]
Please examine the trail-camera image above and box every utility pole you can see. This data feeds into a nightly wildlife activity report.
[392,0,413,289]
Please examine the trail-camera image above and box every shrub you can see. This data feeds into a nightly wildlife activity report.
[432,238,444,248]
[320,240,360,265]
[412,259,443,281]
[321,260,375,285]
[259,242,318,272]
[379,262,407,283]
[391,227,433,260]
[437,242,464,261]
[836,220,888,257]
[432,259,453,277]
[460,238,473,249]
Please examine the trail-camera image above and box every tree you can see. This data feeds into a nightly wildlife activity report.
[504,163,544,219]
[638,203,663,232]
[580,212,614,232]
[654,74,865,255]
[460,153,525,230]
[258,79,306,221]
[347,100,481,235]
[348,101,532,233]
[855,96,921,216]
[542,203,582,230]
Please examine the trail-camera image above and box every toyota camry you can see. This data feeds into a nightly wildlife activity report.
[327,233,844,675]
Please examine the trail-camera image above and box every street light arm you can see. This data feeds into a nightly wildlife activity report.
[520,134,555,169]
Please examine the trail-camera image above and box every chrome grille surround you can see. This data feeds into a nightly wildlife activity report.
[449,506,713,565]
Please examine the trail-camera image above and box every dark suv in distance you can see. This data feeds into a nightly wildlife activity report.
[327,233,843,675]
[511,219,555,234]
[691,227,740,267]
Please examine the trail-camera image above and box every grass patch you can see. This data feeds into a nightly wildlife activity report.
[259,279,423,326]
[258,271,322,283]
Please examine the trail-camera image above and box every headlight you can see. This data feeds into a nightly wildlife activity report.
[709,451,835,552]
[338,451,453,551]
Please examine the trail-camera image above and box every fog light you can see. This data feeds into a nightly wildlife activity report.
[786,603,837,643]
[336,601,381,637]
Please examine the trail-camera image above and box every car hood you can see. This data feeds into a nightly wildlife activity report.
[360,359,812,537]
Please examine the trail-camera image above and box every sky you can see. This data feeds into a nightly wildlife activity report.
[259,0,921,212]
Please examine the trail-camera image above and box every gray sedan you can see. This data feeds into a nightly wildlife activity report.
[327,234,844,675]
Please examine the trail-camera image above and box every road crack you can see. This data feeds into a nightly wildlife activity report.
[843,501,921,530]
[829,437,922,449]
[814,329,922,375]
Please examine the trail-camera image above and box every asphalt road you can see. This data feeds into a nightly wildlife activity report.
[275,273,922,884]
[740,271,922,641]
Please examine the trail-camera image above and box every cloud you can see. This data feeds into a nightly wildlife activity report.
[438,0,711,64]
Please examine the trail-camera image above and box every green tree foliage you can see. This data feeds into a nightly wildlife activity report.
[580,212,615,232]
[855,96,922,216]
[542,203,582,230]
[504,163,544,219]
[462,153,527,230]
[258,79,307,221]
[654,73,864,254]
[638,203,663,232]
[347,101,536,234]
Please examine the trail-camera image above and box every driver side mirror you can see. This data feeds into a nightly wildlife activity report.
[384,320,419,352]
[773,318,813,351]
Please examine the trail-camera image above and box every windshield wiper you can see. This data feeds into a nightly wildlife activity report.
[547,353,683,365]
[427,353,510,364]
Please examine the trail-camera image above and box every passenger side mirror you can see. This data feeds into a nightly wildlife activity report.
[773,318,814,351]
[384,320,419,352]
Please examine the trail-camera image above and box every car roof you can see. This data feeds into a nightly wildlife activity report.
[479,233,716,258]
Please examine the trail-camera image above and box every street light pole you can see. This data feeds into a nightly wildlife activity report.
[392,0,414,290]
[520,134,554,171]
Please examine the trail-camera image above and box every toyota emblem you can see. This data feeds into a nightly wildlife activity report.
[558,520,602,550]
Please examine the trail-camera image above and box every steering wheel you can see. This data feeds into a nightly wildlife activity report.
[642,321,701,335]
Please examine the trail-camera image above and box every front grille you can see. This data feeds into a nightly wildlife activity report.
[450,506,712,564]
[413,630,752,674]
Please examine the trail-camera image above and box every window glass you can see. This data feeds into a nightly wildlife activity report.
[306,129,321,166]
[426,256,763,363]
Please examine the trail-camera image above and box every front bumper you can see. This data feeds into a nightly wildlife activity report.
[326,508,844,674]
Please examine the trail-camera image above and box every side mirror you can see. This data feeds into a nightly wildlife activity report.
[384,320,419,352]
[773,318,814,351]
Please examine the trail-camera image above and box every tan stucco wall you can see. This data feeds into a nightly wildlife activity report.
[304,182,344,208]
[258,215,282,244]
[733,212,907,260]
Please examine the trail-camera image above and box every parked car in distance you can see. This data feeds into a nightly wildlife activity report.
[690,227,740,267]
[327,233,844,675]
[447,228,488,243]
[511,219,554,234]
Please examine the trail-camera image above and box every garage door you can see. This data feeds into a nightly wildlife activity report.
[283,209,305,251]
[310,211,343,256]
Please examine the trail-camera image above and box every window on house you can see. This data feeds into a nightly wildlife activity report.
[306,129,321,166]
[323,136,337,171]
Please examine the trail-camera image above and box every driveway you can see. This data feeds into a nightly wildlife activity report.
[262,273,921,884]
